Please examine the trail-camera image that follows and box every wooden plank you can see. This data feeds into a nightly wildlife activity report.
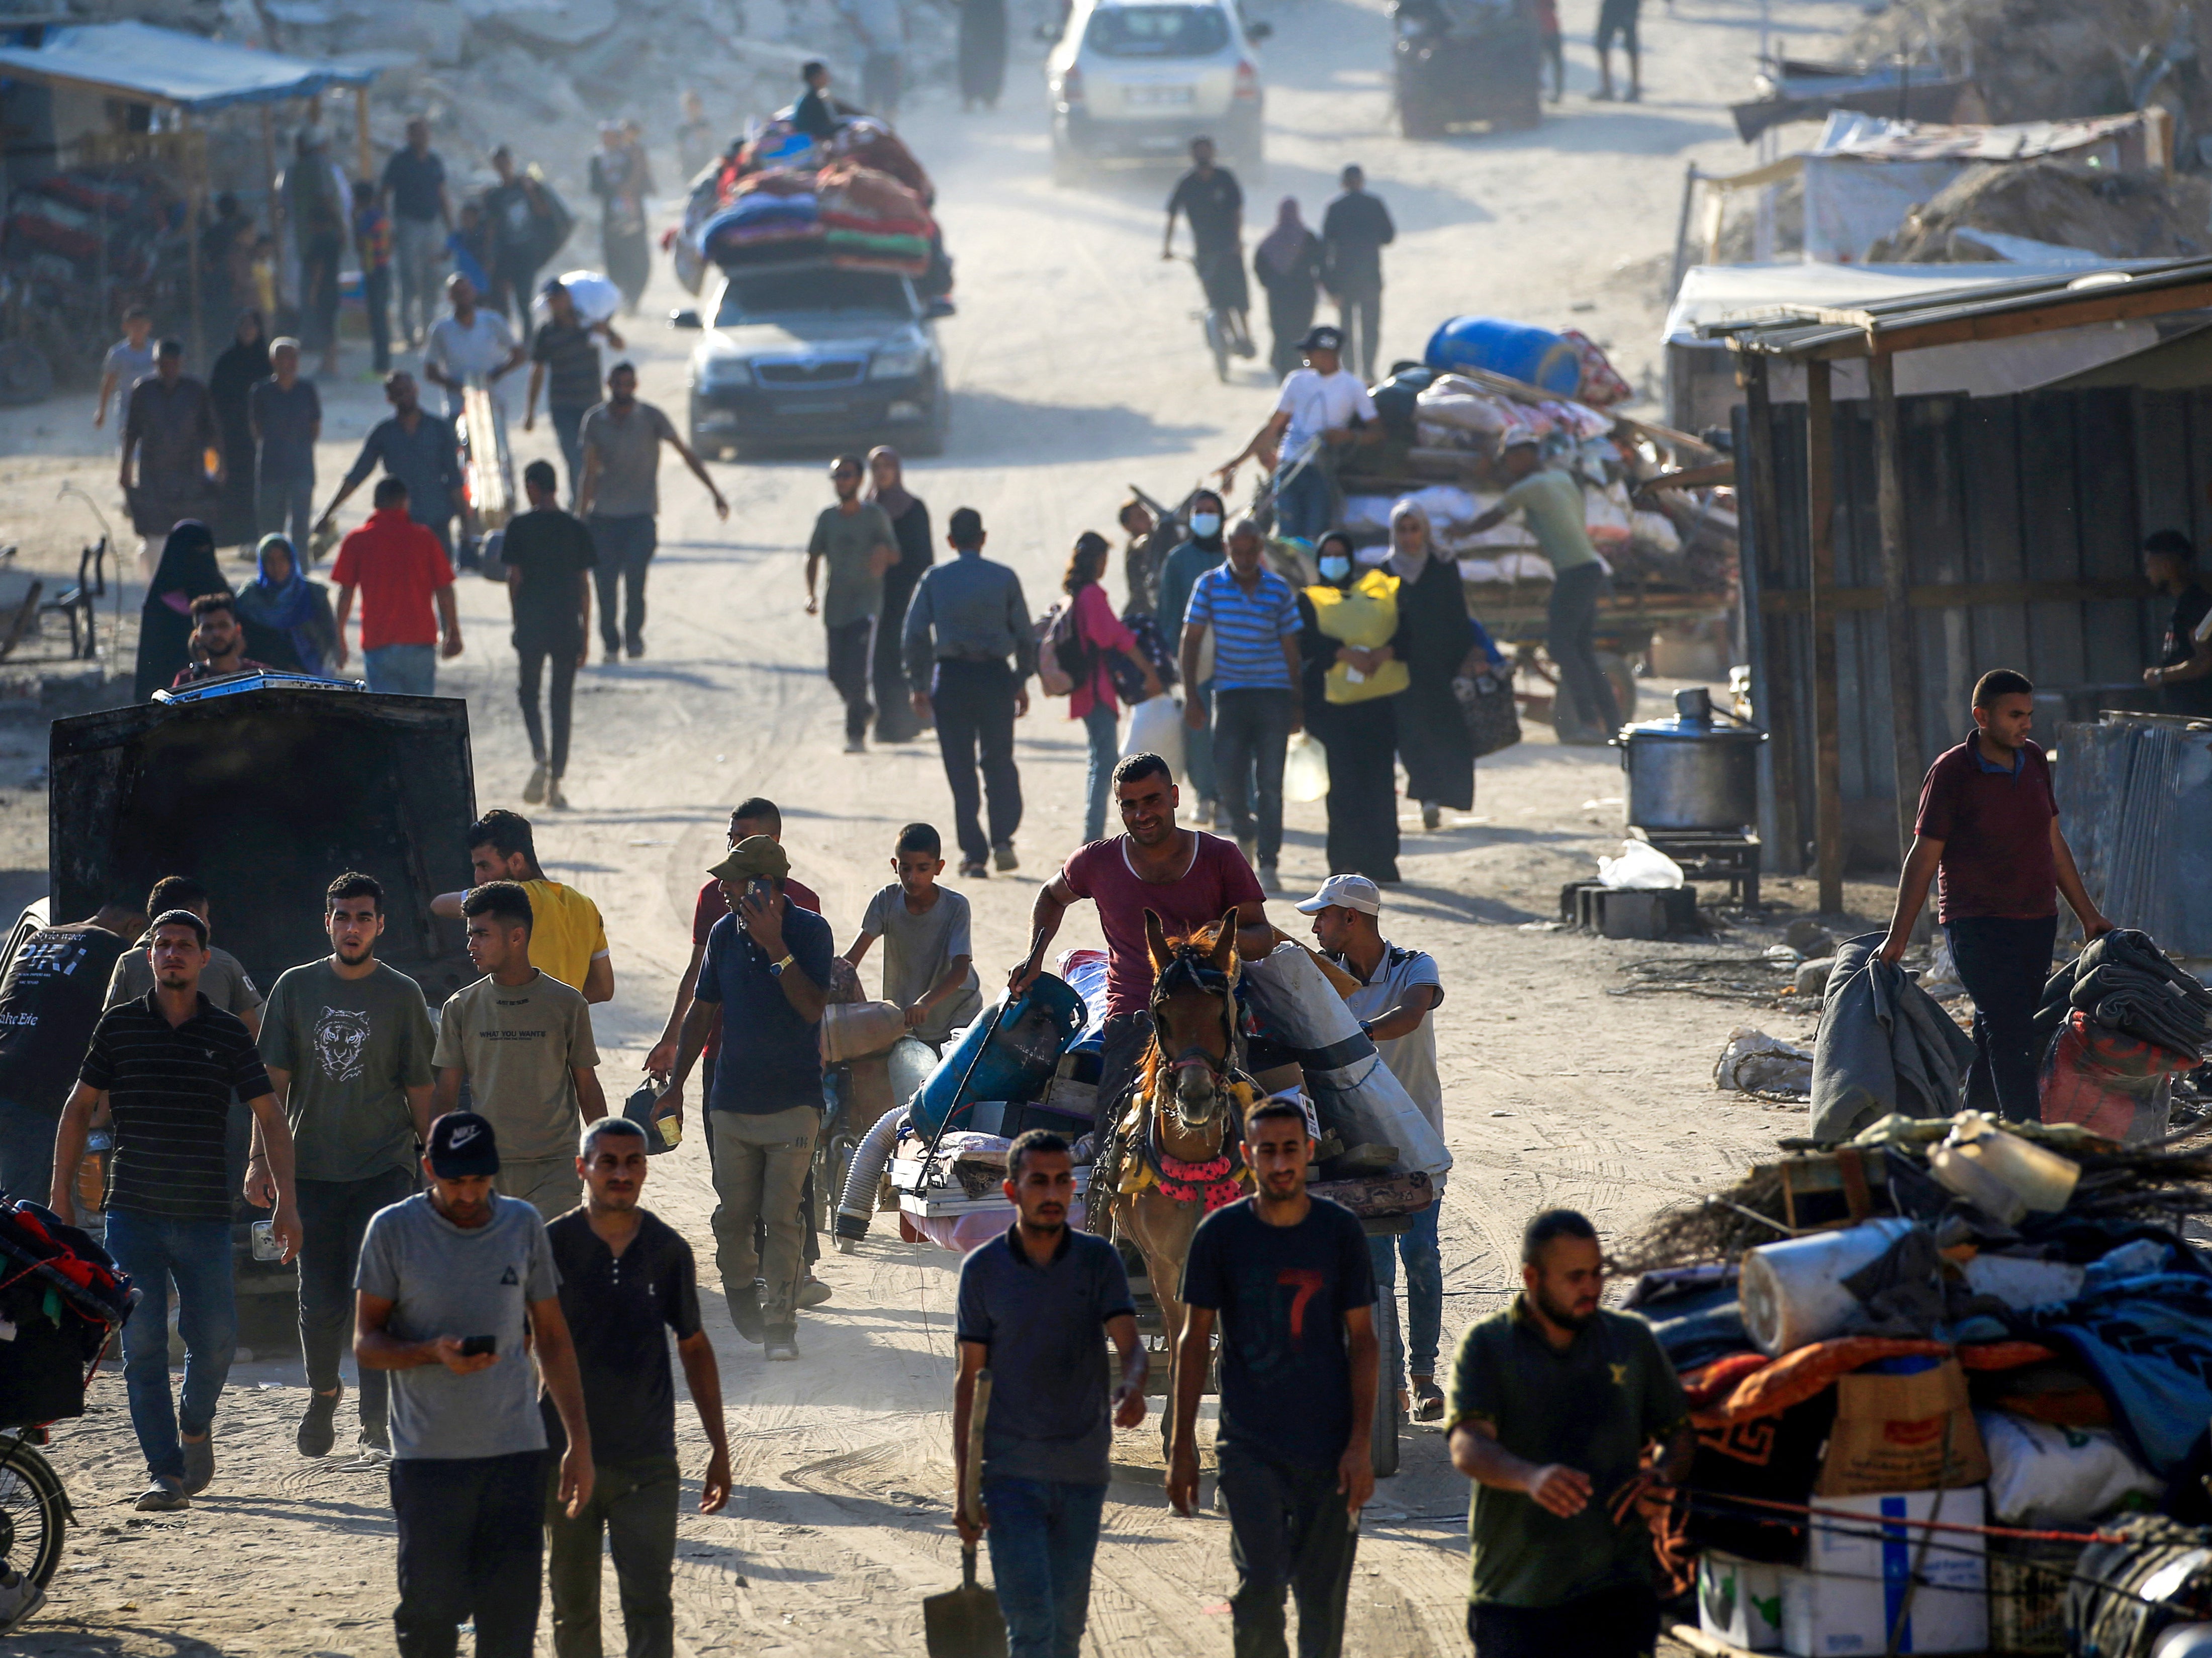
[1742,358,1803,872]
[1805,359,1844,914]
[1960,398,2029,678]
[1905,395,1973,767]
[2078,390,2145,683]
[2018,390,2089,692]
[1759,576,2153,614]
[1788,277,2212,358]
[1869,356,1922,863]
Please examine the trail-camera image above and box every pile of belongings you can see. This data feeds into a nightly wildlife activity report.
[0,1199,136,1428]
[680,115,942,285]
[3,166,179,288]
[2034,929,2211,1144]
[1619,1114,2212,1655]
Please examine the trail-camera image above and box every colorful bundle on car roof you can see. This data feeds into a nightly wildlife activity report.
[815,161,935,276]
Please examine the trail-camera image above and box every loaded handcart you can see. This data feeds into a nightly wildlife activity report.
[0,1199,138,1631]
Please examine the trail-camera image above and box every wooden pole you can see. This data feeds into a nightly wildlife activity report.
[1868,352,1923,867]
[1742,353,1803,871]
[184,120,206,371]
[354,85,372,187]
[1805,357,1844,915]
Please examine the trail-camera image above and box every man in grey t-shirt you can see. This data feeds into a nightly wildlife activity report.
[1302,872,1448,1422]
[257,872,437,1462]
[843,822,981,1047]
[576,360,727,663]
[356,1110,592,1658]
[107,875,263,1038]
[807,454,898,753]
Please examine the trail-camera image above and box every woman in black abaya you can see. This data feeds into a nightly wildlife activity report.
[135,521,227,700]
[955,0,1007,110]
[207,310,269,549]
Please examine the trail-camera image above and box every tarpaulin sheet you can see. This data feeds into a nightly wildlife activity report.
[1810,932,1976,1144]
[0,21,376,112]
[2020,1270,2212,1477]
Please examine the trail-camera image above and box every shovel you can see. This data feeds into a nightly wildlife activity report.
[924,1370,1006,1658]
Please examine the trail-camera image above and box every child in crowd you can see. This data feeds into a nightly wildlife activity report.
[352,179,394,374]
[842,822,982,1050]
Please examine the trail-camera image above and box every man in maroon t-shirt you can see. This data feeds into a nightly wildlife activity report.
[1879,669,2111,1122]
[1010,752,1273,1124]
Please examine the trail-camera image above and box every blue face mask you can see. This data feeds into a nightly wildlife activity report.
[1318,555,1351,581]
[1189,512,1222,539]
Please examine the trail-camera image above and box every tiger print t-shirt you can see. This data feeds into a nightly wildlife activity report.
[258,960,438,1183]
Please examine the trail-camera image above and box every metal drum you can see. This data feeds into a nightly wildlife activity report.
[1615,687,1767,832]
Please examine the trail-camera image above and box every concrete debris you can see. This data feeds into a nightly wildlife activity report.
[1714,1026,1815,1097]
[1867,160,2212,262]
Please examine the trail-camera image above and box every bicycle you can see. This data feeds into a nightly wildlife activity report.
[0,1429,67,1628]
[1170,254,1239,382]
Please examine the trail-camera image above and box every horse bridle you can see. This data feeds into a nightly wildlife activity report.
[1150,949,1238,1090]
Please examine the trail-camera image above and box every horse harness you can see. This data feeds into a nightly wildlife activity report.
[1110,943,1259,1212]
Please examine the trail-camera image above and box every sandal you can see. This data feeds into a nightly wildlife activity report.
[1413,1379,1445,1422]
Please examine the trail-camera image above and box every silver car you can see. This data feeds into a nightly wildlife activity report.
[1046,0,1271,183]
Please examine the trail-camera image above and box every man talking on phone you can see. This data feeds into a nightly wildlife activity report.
[355,1110,594,1658]
[660,836,834,1361]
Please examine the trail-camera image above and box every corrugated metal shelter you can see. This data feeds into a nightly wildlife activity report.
[1708,257,2212,911]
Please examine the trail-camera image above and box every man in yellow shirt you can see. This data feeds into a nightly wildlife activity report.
[431,809,614,1002]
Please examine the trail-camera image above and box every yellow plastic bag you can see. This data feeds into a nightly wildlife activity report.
[1308,570,1411,704]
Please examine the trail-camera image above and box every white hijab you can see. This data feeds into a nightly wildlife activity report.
[1387,499,1438,581]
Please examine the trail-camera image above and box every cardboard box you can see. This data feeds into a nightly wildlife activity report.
[1816,1361,1991,1498]
[1781,1486,1988,1656]
[1701,1550,1786,1651]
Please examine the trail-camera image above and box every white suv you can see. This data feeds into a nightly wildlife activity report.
[1046,0,1270,183]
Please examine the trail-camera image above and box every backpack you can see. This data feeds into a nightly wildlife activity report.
[1035,601,1092,698]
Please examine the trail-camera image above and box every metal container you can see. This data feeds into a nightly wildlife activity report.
[1614,687,1768,832]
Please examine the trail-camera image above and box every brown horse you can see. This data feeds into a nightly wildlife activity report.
[1103,908,1257,1456]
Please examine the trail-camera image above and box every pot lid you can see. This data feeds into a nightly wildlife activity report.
[1615,715,1769,743]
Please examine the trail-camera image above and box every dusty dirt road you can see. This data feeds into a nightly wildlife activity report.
[0,0,1883,1650]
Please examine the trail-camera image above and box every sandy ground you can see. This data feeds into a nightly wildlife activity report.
[0,0,1885,1650]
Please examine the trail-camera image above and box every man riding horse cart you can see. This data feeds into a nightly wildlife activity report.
[842,918,1447,1477]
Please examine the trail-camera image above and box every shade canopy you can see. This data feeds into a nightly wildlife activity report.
[0,21,376,113]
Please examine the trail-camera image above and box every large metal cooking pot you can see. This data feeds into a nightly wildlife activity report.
[1614,687,1767,832]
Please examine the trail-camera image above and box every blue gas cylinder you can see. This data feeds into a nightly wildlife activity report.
[1423,316,1583,395]
[909,973,1090,1136]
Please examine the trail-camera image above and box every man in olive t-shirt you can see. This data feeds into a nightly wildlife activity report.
[805,454,897,752]
[256,873,438,1462]
[432,881,607,1221]
[1446,1210,1688,1658]
[107,877,264,1038]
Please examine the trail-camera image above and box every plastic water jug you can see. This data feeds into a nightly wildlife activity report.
[1928,1113,2080,1226]
[1423,316,1583,395]
[909,974,1089,1136]
[819,1000,907,1063]
[1738,1218,1918,1355]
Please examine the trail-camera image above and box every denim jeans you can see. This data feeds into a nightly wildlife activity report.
[517,633,582,775]
[550,406,588,509]
[1272,461,1335,544]
[1547,562,1619,734]
[390,1449,545,1658]
[256,471,316,558]
[1334,279,1382,385]
[588,513,657,653]
[393,214,447,343]
[105,1207,236,1482]
[1081,702,1120,843]
[1213,687,1296,863]
[364,642,437,696]
[982,1476,1108,1658]
[1947,914,2060,1123]
[364,264,393,374]
[1218,1441,1359,1658]
[0,1097,55,1206]
[1367,1189,1442,1381]
[546,1454,680,1658]
[932,660,1024,865]
[297,1168,413,1437]
[1185,679,1218,805]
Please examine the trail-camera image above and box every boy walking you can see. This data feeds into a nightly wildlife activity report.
[256,872,438,1463]
[954,1130,1148,1658]
[546,1118,732,1658]
[355,1111,594,1658]
[432,883,607,1220]
[842,822,981,1050]
[1170,1096,1377,1658]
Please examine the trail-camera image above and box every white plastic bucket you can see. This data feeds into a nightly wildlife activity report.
[1738,1218,1917,1355]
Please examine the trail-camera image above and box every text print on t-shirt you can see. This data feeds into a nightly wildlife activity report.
[315,1006,373,1081]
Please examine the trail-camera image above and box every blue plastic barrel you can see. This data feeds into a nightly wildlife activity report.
[909,973,1090,1136]
[1423,317,1583,395]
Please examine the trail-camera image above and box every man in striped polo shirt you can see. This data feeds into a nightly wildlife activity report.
[1178,516,1303,890]
[50,908,302,1512]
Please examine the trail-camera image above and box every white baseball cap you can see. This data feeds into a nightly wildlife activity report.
[1294,874,1381,916]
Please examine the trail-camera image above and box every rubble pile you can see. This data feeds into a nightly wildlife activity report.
[1867,158,2212,261]
[1852,0,2178,128]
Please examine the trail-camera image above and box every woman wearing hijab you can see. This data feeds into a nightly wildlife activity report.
[207,310,270,550]
[233,533,338,675]
[1064,532,1162,843]
[1388,499,1502,829]
[1252,199,1324,381]
[867,445,934,743]
[1301,530,1407,879]
[134,521,227,700]
[954,0,1006,110]
[1155,490,1228,823]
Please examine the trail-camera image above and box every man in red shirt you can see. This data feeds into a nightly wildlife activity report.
[1010,752,1273,1125]
[331,476,463,695]
[1880,669,2112,1122]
